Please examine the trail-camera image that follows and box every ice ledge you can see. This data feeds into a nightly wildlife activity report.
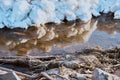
[0,0,120,28]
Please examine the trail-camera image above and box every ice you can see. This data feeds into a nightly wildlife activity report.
[65,11,76,21]
[0,0,120,28]
[29,6,47,26]
[0,0,14,11]
[8,0,31,28]
[114,10,120,19]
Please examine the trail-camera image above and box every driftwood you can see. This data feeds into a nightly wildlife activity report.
[0,56,56,68]
[0,55,82,70]
[0,57,41,67]
[0,47,120,80]
[0,56,56,61]
[0,55,90,80]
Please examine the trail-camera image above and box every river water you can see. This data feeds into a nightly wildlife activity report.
[0,14,120,56]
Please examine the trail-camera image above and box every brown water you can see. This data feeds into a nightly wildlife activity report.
[0,14,120,56]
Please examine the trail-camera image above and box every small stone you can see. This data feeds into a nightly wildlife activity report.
[0,70,21,80]
[93,68,120,80]
[114,70,120,77]
[80,55,100,66]
[65,55,72,60]
[0,70,8,75]
[77,77,88,80]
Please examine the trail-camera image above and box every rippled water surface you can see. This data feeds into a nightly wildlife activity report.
[0,15,120,56]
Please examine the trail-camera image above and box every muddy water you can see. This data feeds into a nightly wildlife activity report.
[0,15,120,56]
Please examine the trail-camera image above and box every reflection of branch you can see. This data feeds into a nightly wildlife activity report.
[97,15,120,34]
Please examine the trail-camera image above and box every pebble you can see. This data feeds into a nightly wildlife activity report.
[93,68,120,80]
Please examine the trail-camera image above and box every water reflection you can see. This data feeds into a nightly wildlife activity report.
[0,20,97,56]
[97,14,120,34]
[0,15,120,56]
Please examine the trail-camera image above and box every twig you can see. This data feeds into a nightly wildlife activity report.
[52,73,69,80]
[0,59,30,67]
[0,56,56,61]
[107,64,120,69]
[0,57,42,67]
[40,72,54,80]
[29,56,56,61]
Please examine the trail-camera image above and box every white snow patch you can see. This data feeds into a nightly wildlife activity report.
[0,0,120,28]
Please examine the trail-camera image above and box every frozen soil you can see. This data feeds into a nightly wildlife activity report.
[0,47,120,80]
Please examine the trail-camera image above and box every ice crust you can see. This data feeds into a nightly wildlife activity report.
[0,0,120,28]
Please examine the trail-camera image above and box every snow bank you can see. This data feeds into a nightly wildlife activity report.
[0,0,120,28]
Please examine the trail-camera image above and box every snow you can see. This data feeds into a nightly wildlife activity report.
[0,0,120,28]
